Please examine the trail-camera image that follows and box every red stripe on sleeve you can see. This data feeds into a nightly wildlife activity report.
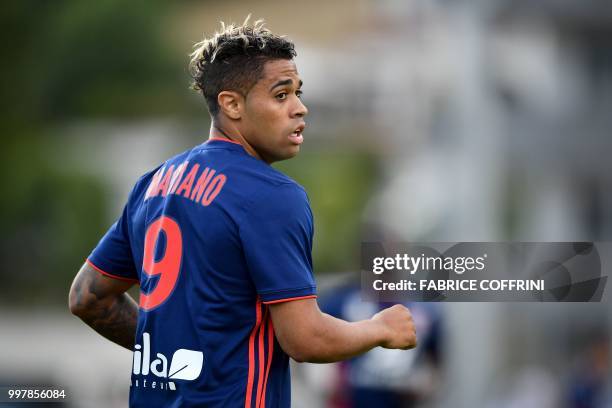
[86,259,139,283]
[262,295,317,305]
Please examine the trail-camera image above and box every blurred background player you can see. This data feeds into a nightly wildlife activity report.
[320,281,442,408]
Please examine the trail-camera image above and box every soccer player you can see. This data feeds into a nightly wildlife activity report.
[68,18,417,407]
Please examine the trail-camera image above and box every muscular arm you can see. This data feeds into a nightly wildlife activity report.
[68,262,138,350]
[269,299,416,364]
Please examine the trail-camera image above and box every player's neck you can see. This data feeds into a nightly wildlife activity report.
[208,122,264,162]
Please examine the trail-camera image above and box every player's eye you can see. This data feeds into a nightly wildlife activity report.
[276,92,287,100]
[296,90,303,98]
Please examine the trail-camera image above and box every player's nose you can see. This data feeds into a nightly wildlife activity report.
[293,97,308,118]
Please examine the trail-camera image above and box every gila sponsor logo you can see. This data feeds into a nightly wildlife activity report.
[131,332,204,391]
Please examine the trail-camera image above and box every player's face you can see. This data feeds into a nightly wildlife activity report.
[241,59,308,163]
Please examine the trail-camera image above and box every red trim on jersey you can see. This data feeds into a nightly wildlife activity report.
[245,299,263,408]
[209,136,243,146]
[86,259,139,283]
[260,312,274,408]
[255,308,268,407]
[262,295,317,305]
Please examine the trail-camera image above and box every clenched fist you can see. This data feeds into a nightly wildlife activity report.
[372,304,417,350]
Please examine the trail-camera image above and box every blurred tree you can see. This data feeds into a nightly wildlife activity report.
[0,135,108,304]
[1,0,188,122]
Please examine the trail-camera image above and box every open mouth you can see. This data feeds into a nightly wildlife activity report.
[289,124,305,145]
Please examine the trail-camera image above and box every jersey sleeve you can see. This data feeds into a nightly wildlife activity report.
[239,183,317,304]
[87,201,139,283]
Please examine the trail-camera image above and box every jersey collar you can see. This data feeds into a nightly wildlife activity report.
[204,137,247,152]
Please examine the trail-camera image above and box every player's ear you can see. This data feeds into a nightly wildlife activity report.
[217,91,243,120]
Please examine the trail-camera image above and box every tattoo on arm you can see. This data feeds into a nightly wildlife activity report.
[71,266,138,350]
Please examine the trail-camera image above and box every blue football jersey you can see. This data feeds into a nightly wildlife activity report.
[88,138,317,407]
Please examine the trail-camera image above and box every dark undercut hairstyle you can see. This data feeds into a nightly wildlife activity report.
[189,17,297,117]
